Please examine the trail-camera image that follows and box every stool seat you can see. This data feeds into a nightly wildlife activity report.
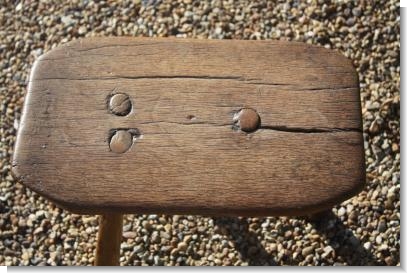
[12,38,365,216]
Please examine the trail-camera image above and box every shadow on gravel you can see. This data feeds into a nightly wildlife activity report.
[214,217,278,266]
[215,211,380,266]
[305,210,380,266]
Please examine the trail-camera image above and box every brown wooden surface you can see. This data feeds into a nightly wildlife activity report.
[95,214,123,266]
[12,37,365,216]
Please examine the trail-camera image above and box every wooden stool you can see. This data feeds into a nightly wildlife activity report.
[12,38,365,266]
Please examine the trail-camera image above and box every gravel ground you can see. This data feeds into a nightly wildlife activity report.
[0,0,400,266]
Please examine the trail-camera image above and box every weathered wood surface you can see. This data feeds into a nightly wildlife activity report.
[12,38,365,216]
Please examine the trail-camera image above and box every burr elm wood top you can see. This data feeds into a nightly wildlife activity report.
[12,38,365,216]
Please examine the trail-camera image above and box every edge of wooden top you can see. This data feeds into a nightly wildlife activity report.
[35,36,357,68]
[37,179,367,217]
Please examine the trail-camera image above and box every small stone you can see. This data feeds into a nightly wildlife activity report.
[391,143,399,152]
[15,2,23,11]
[376,235,383,244]
[154,255,164,266]
[385,199,394,209]
[164,224,172,233]
[61,15,74,26]
[123,224,132,232]
[197,226,206,233]
[160,231,171,240]
[123,231,137,239]
[22,252,30,261]
[367,101,381,110]
[68,228,78,237]
[378,244,388,251]
[322,246,334,258]
[122,243,133,251]
[352,7,362,17]
[346,17,355,26]
[284,230,293,238]
[177,242,188,252]
[133,245,144,254]
[183,235,192,243]
[18,219,27,228]
[4,249,16,256]
[170,248,178,256]
[151,231,161,244]
[142,221,152,230]
[269,243,277,252]
[369,119,381,134]
[33,227,43,235]
[348,211,358,221]
[378,221,387,232]
[385,256,394,266]
[337,207,346,217]
[302,246,314,257]
[363,242,372,250]
[78,26,87,35]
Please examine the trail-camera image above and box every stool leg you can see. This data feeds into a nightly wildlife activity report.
[95,213,123,266]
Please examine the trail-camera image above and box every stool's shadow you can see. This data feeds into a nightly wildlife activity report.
[214,212,379,266]
[213,217,277,265]
[305,211,380,266]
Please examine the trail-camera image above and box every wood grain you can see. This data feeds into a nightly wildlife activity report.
[12,37,365,216]
[95,213,123,266]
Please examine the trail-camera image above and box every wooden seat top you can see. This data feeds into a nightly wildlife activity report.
[12,38,365,216]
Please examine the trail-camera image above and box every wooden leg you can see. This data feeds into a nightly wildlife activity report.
[95,213,123,266]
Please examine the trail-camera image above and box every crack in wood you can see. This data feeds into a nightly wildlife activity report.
[30,76,355,91]
[76,43,157,52]
[38,52,158,62]
[32,75,247,81]
[139,120,361,134]
[139,120,232,127]
[259,125,362,133]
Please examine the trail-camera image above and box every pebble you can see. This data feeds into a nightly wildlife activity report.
[369,118,382,134]
[385,256,394,266]
[78,26,87,35]
[151,231,161,244]
[376,235,383,245]
[323,246,334,257]
[378,221,387,232]
[177,242,188,252]
[302,246,314,257]
[61,15,74,26]
[123,231,138,239]
[337,207,346,217]
[363,242,371,252]
[33,227,43,235]
[133,245,144,254]
[269,243,277,252]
